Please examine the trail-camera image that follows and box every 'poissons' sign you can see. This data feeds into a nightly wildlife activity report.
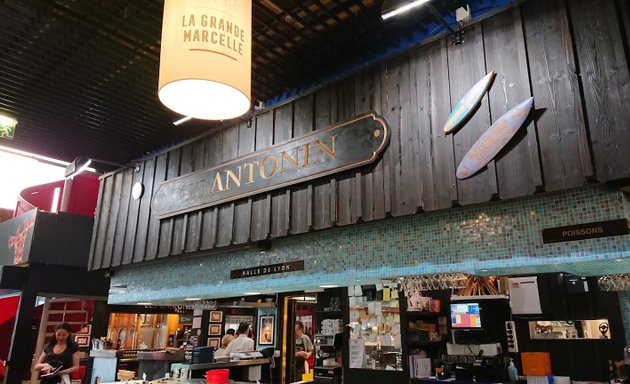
[231,260,304,279]
[152,112,389,219]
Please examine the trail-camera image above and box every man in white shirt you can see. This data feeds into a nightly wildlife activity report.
[225,322,254,354]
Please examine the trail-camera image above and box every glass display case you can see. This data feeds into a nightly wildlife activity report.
[348,285,402,371]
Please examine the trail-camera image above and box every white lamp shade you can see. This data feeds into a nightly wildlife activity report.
[158,0,252,120]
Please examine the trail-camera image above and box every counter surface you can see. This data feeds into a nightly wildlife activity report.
[187,358,271,371]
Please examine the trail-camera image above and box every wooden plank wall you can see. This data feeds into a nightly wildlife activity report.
[89,0,630,270]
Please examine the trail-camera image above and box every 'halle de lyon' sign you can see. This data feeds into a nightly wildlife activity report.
[152,112,389,219]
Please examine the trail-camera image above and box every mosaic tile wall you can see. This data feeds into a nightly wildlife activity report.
[110,184,630,305]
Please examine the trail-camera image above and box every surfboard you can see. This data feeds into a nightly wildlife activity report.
[443,71,496,134]
[456,97,534,180]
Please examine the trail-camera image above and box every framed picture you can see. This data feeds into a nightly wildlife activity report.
[79,324,92,335]
[210,311,223,323]
[208,323,221,336]
[258,315,274,345]
[207,337,220,349]
[75,334,90,347]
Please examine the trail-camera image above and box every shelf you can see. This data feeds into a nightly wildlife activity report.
[408,341,444,347]
[406,311,440,317]
[450,295,508,301]
[316,310,343,315]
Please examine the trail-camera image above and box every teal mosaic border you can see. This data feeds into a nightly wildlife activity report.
[110,184,630,304]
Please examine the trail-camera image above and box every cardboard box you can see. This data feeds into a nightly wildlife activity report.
[522,352,552,376]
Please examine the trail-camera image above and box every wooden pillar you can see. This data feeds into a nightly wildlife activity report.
[4,289,37,384]
[30,298,50,384]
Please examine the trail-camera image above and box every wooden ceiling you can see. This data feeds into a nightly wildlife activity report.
[0,0,486,167]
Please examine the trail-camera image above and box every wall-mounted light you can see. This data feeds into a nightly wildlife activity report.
[381,0,431,20]
[64,156,136,179]
[158,0,252,120]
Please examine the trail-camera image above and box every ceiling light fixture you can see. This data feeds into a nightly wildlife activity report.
[158,0,252,120]
[243,292,261,295]
[137,302,153,305]
[184,297,202,301]
[382,0,431,20]
[173,116,193,126]
[64,156,136,179]
[319,284,338,288]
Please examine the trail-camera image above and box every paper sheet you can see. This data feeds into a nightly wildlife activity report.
[349,339,365,368]
[192,317,202,329]
[383,288,391,302]
[347,285,355,296]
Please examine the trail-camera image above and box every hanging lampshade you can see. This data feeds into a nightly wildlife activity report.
[158,0,252,120]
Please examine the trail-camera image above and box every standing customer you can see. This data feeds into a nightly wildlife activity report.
[225,322,254,354]
[34,322,80,384]
[294,321,313,381]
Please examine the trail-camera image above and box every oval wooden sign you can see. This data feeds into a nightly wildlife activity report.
[456,97,534,180]
[443,71,496,134]
[152,113,389,219]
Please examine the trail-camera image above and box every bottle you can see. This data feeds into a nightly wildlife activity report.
[608,360,615,384]
[507,359,518,383]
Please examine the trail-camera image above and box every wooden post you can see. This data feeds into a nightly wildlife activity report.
[30,298,51,384]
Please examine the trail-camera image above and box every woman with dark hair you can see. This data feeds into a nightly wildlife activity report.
[293,321,313,381]
[34,322,80,383]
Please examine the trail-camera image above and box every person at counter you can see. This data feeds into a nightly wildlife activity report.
[214,333,236,358]
[225,322,254,354]
[34,323,80,383]
[294,321,313,380]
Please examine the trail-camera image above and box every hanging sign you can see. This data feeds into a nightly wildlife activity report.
[152,112,389,219]
[230,260,304,279]
[541,219,629,244]
[0,115,17,140]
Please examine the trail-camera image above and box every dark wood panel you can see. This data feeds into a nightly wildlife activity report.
[133,156,156,263]
[111,169,133,266]
[312,87,334,230]
[158,148,180,258]
[88,175,105,270]
[90,175,110,269]
[384,56,410,216]
[569,0,630,182]
[216,127,240,247]
[233,122,256,244]
[412,40,458,211]
[447,24,497,205]
[336,77,357,225]
[397,54,423,215]
[483,7,542,199]
[521,0,593,190]
[199,135,222,251]
[270,103,292,237]
[250,111,274,241]
[102,172,122,268]
[172,145,192,255]
[372,64,388,220]
[145,153,168,261]
[290,94,314,234]
[184,140,206,253]
[354,69,375,221]
[122,162,145,264]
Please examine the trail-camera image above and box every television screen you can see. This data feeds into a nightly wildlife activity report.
[451,303,482,328]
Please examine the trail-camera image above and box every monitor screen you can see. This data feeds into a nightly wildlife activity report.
[451,302,482,328]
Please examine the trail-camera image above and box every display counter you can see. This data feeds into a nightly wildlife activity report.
[90,349,117,384]
[137,350,186,380]
[186,357,271,371]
